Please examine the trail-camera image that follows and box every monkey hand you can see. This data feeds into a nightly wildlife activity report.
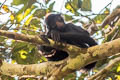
[40,35,50,44]
[50,30,60,43]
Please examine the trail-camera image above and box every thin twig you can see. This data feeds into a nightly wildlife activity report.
[111,29,119,41]
[0,0,7,9]
[99,0,113,14]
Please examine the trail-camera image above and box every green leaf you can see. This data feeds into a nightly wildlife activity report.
[34,9,46,18]
[24,5,36,18]
[25,15,33,25]
[41,56,47,62]
[65,0,82,13]
[0,36,6,42]
[11,0,28,5]
[64,73,76,80]
[48,1,55,11]
[81,0,92,11]
[73,0,82,9]
[64,15,73,21]
[72,0,78,9]
[13,0,36,15]
[65,2,75,13]
[30,18,41,28]
[72,19,79,23]
[117,66,120,72]
[19,50,28,59]
[16,5,36,23]
[94,9,109,24]
[11,42,28,53]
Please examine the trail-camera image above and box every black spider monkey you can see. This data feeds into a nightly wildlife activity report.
[39,13,97,70]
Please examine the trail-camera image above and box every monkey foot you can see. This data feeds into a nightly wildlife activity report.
[43,50,56,58]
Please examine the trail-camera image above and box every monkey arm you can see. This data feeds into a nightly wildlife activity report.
[39,30,61,44]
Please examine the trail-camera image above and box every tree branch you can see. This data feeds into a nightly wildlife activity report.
[101,8,120,28]
[88,57,120,80]
[1,30,120,80]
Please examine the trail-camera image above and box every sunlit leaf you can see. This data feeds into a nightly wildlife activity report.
[2,5,9,13]
[41,56,47,62]
[19,50,28,59]
[115,75,120,80]
[16,14,24,22]
[10,14,14,21]
[24,8,31,18]
[24,5,36,18]
[117,66,120,72]
[96,20,101,24]
[94,11,108,24]
[12,0,36,15]
[25,15,33,25]
[16,5,35,23]
[32,26,38,31]
[104,24,109,29]
[11,60,16,64]
[65,0,82,13]
[108,77,112,80]
[93,69,98,72]
[65,2,75,13]
[104,8,110,14]
[81,0,91,11]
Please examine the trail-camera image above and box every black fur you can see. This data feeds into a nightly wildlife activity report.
[39,14,97,70]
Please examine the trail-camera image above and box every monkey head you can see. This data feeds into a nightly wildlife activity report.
[45,13,65,30]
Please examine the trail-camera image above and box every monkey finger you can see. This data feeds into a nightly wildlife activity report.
[51,33,57,44]
[57,34,60,42]
[40,35,50,44]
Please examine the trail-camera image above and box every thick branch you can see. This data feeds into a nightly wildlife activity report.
[0,30,82,56]
[0,30,45,45]
[59,38,120,79]
[0,33,120,79]
[1,62,49,76]
[1,30,120,79]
